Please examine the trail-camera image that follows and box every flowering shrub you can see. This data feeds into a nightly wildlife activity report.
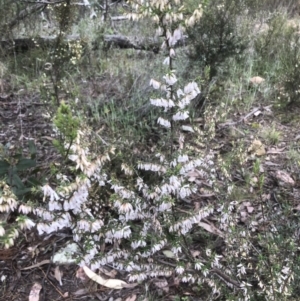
[1,2,300,301]
[32,1,217,283]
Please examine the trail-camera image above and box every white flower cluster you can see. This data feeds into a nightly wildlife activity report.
[0,2,224,289]
[0,182,18,212]
[68,131,112,180]
[37,212,72,235]
[150,98,175,110]
[34,129,114,240]
[170,206,214,234]
[150,74,201,127]
[126,262,173,282]
[1,228,19,249]
[88,249,130,270]
[138,162,167,174]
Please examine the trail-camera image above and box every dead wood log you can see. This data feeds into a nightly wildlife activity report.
[103,34,187,52]
[103,34,161,52]
[0,35,79,54]
[0,33,188,54]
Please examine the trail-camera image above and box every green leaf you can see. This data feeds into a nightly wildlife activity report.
[27,176,42,186]
[0,160,10,176]
[28,140,37,159]
[11,173,25,189]
[16,158,36,171]
[14,187,32,197]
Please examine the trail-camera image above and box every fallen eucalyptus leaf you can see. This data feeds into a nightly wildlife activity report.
[120,282,139,288]
[63,292,69,298]
[125,294,137,301]
[73,288,88,296]
[83,266,127,289]
[98,266,117,278]
[181,125,194,132]
[162,250,175,258]
[198,221,224,238]
[28,283,42,301]
[54,266,63,286]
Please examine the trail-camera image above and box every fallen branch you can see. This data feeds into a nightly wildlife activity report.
[218,107,262,127]
[21,259,50,270]
[1,33,188,54]
[5,3,47,30]
[103,34,187,52]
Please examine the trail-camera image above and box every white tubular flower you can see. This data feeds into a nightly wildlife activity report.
[91,219,103,232]
[158,202,172,212]
[195,261,204,270]
[157,117,171,128]
[169,176,181,190]
[170,48,176,58]
[176,265,185,275]
[0,204,10,212]
[173,28,182,42]
[17,216,35,230]
[194,5,203,21]
[184,82,200,94]
[6,197,18,211]
[49,200,62,211]
[185,16,196,27]
[177,98,190,109]
[177,89,184,97]
[161,183,175,195]
[163,56,170,65]
[19,204,32,214]
[4,237,14,249]
[68,154,78,162]
[168,36,176,47]
[152,14,159,23]
[150,79,161,89]
[163,73,177,85]
[131,240,146,249]
[42,184,59,202]
[164,12,171,23]
[179,185,194,198]
[78,219,91,231]
[172,111,189,121]
[150,98,175,109]
[119,203,133,214]
[156,26,163,36]
[178,154,189,163]
[0,225,5,236]
[23,218,35,230]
